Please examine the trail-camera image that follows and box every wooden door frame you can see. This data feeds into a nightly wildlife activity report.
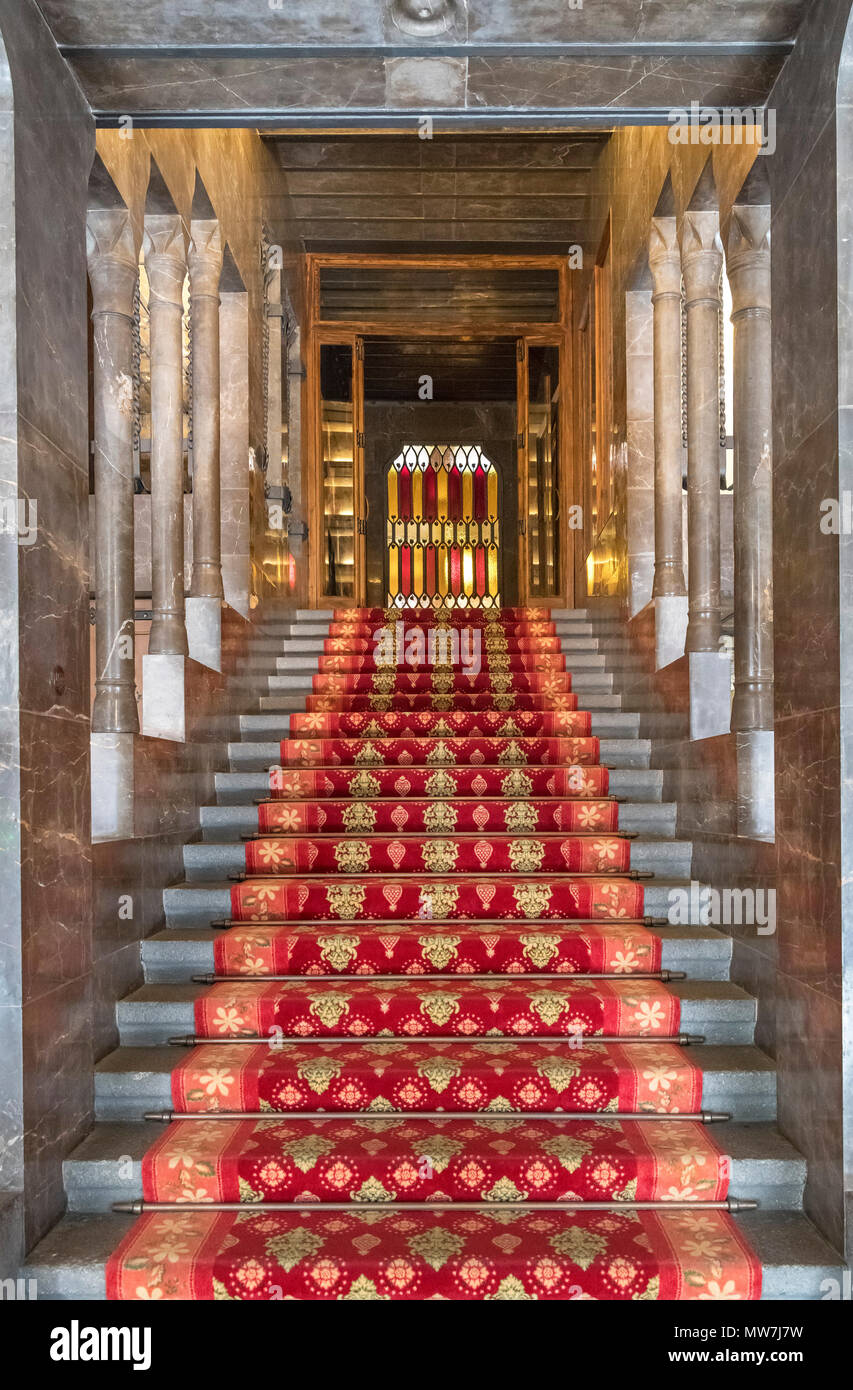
[311,328,364,608]
[306,253,573,609]
[593,217,614,542]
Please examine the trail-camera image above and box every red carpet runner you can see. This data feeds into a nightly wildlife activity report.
[107,607,760,1300]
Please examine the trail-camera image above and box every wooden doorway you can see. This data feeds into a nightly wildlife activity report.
[307,255,572,610]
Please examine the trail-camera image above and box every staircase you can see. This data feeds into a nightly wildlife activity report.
[22,605,842,1300]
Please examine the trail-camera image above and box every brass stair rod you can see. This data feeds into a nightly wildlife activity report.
[143,1109,732,1124]
[240,830,640,841]
[254,795,622,804]
[113,1197,758,1215]
[209,915,673,928]
[191,970,687,984]
[167,1033,706,1047]
[226,870,655,882]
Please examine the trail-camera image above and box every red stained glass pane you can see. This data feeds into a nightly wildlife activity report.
[448,463,461,519]
[473,464,487,521]
[425,466,437,521]
[426,545,436,596]
[450,545,461,596]
[398,465,412,519]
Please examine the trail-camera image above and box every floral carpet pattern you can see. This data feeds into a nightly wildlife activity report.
[108,1207,760,1301]
[106,607,760,1300]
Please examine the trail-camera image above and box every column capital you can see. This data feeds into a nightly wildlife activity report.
[143,213,186,307]
[188,218,223,299]
[726,203,771,317]
[680,208,723,300]
[86,208,139,318]
[648,215,681,299]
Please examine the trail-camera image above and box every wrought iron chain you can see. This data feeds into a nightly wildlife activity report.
[131,272,142,471]
[260,225,271,475]
[718,268,727,449]
[183,276,193,474]
[680,275,688,449]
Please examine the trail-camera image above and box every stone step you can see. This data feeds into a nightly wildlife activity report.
[238,651,614,676]
[162,876,706,928]
[256,622,331,639]
[257,693,316,714]
[236,670,618,697]
[226,737,652,774]
[213,765,666,806]
[60,1119,804,1215]
[115,979,755,1046]
[140,920,732,982]
[235,712,642,741]
[180,835,693,882]
[256,691,629,714]
[258,617,604,641]
[198,798,679,840]
[248,634,607,657]
[92,1042,778,1122]
[21,1208,841,1301]
[553,671,616,692]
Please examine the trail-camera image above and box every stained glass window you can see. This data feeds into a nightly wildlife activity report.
[386,445,501,609]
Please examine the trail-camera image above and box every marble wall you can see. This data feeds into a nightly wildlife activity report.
[0,0,95,1268]
[585,2,853,1254]
[766,0,853,1256]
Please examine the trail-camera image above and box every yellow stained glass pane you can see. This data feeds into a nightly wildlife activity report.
[462,546,474,596]
[438,546,449,597]
[387,469,398,522]
[437,466,448,520]
[487,468,498,519]
[462,470,473,520]
[413,544,424,598]
[488,547,498,595]
[412,467,423,521]
[388,545,399,599]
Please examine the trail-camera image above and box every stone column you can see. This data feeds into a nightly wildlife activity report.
[649,216,688,667]
[265,260,283,491]
[186,218,224,670]
[727,203,773,731]
[142,214,187,739]
[285,321,309,602]
[87,208,140,836]
[87,208,140,735]
[219,288,251,618]
[681,207,731,738]
[727,201,774,837]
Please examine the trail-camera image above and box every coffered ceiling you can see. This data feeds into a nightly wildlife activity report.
[264,133,607,254]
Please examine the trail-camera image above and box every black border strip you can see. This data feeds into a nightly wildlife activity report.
[92,106,767,130]
[62,41,794,61]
